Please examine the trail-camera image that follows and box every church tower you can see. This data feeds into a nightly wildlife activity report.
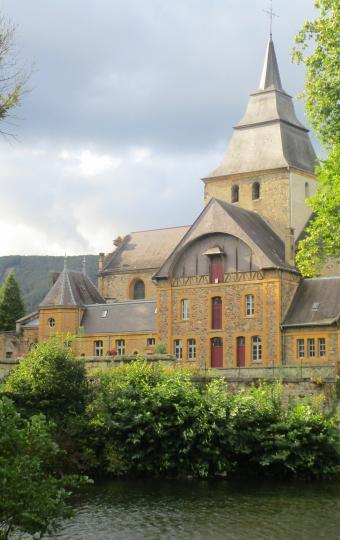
[203,37,317,264]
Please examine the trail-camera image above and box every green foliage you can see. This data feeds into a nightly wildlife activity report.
[295,146,340,275]
[0,272,25,331]
[155,341,168,354]
[0,397,89,540]
[1,336,88,419]
[292,1,340,275]
[87,362,340,479]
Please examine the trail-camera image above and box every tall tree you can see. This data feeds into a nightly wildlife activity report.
[0,13,26,134]
[0,273,25,330]
[292,0,340,276]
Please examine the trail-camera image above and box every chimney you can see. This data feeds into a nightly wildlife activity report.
[98,253,105,272]
[284,228,295,266]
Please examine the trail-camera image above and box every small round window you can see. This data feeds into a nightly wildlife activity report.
[48,318,55,328]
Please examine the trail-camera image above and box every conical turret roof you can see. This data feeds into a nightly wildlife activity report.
[206,38,317,178]
[40,270,105,307]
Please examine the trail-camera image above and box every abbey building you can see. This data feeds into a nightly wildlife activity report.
[13,38,340,374]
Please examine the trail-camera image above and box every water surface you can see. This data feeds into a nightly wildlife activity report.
[51,479,340,540]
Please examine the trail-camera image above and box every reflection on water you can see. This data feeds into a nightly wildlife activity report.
[51,479,340,540]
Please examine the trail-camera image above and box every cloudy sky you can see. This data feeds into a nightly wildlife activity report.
[0,0,317,256]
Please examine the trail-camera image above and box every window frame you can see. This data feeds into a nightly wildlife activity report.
[251,336,262,362]
[245,294,255,317]
[307,338,315,358]
[231,184,239,203]
[133,279,145,300]
[116,339,125,356]
[187,339,196,361]
[252,181,260,200]
[297,338,305,358]
[318,338,326,357]
[181,299,190,321]
[174,339,183,360]
[94,340,103,357]
[147,337,155,347]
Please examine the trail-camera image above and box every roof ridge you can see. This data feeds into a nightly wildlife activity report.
[130,225,190,234]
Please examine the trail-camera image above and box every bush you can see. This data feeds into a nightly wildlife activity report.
[0,397,89,540]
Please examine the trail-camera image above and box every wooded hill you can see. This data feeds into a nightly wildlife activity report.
[0,255,99,314]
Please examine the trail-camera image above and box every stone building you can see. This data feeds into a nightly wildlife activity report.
[7,36,340,377]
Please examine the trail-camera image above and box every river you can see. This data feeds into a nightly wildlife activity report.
[49,479,340,539]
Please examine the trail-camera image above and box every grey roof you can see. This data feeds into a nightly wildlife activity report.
[155,198,293,279]
[102,226,189,273]
[205,38,317,178]
[283,277,340,327]
[40,270,105,307]
[80,300,156,334]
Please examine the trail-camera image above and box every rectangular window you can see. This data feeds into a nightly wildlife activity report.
[308,338,315,358]
[181,299,190,320]
[297,339,305,358]
[318,338,326,357]
[101,310,108,318]
[187,339,196,360]
[174,339,183,360]
[94,340,103,357]
[116,339,125,355]
[245,294,255,317]
[147,338,155,346]
[251,336,262,362]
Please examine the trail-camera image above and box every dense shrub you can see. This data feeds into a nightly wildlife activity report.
[87,361,340,479]
[0,397,89,540]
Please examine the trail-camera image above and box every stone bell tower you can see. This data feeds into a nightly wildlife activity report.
[203,37,317,265]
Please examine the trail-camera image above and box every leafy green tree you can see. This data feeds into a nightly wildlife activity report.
[0,272,25,331]
[2,336,88,419]
[0,397,88,540]
[0,14,26,133]
[293,0,340,275]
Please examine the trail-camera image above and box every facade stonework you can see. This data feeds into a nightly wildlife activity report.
[99,269,157,302]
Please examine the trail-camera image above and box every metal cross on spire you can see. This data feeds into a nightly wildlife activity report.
[263,0,279,37]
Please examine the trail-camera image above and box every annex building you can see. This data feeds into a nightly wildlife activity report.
[12,37,340,375]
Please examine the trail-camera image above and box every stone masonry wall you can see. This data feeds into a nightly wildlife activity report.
[99,269,158,301]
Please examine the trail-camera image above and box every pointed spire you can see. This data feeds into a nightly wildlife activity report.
[63,254,68,271]
[258,37,283,92]
[82,256,87,275]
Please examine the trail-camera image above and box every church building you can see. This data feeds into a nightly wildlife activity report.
[16,37,340,375]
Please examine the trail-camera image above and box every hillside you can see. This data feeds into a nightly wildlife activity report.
[0,255,99,314]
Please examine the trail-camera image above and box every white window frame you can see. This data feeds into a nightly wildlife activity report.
[297,339,305,358]
[181,299,190,320]
[318,338,326,357]
[308,338,315,358]
[147,338,155,346]
[94,340,103,357]
[251,336,262,362]
[245,295,255,317]
[187,339,196,360]
[48,318,55,328]
[174,339,183,360]
[116,339,125,355]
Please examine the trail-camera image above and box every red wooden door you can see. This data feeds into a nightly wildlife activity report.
[211,297,222,329]
[211,338,223,368]
[210,256,224,283]
[237,336,246,367]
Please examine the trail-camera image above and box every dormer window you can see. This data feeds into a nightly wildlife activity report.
[252,181,260,200]
[232,185,239,203]
[101,310,108,318]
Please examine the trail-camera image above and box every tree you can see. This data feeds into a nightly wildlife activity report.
[0,272,25,331]
[0,397,88,540]
[292,0,340,276]
[0,14,27,134]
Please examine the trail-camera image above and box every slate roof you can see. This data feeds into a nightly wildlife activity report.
[102,226,189,273]
[155,198,294,279]
[40,271,105,307]
[283,277,340,327]
[80,300,157,334]
[205,37,317,178]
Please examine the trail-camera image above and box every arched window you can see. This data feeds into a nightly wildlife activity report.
[252,181,260,200]
[232,185,239,203]
[133,279,145,300]
[47,318,55,328]
[211,297,222,329]
[211,337,223,368]
[305,182,310,198]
